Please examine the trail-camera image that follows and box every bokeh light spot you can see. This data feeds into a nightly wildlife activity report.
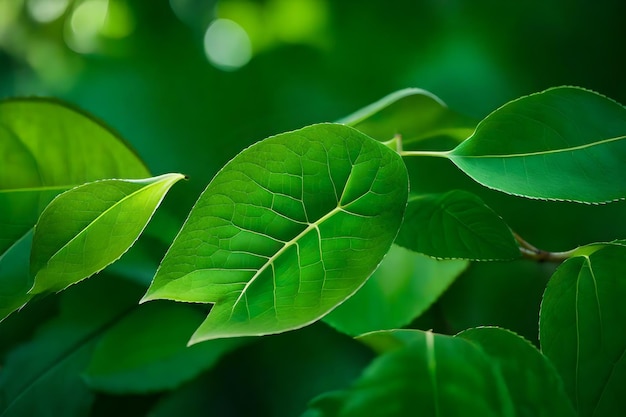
[27,0,70,23]
[100,0,135,39]
[65,0,109,53]
[203,18,252,71]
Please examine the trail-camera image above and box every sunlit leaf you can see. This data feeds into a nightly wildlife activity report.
[0,98,150,254]
[84,302,246,394]
[304,330,514,417]
[448,87,626,203]
[0,98,150,320]
[29,174,184,295]
[459,327,576,417]
[540,245,626,416]
[395,190,520,260]
[143,123,408,343]
[338,88,475,145]
[323,245,467,336]
[0,276,142,417]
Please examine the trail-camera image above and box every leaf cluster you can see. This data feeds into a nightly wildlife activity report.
[2,87,626,416]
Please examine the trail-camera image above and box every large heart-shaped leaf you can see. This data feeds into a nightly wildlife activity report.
[142,123,408,343]
[349,328,575,417]
[540,245,626,416]
[338,88,476,146]
[459,327,576,417]
[304,329,514,417]
[29,173,184,295]
[395,190,520,260]
[323,245,467,336]
[447,87,626,203]
[0,98,150,320]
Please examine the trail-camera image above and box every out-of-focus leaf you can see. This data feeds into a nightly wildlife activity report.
[303,330,514,417]
[440,259,553,344]
[0,99,150,320]
[540,245,626,416]
[338,88,475,145]
[148,373,219,417]
[323,245,467,336]
[142,123,408,343]
[0,231,33,320]
[84,302,246,394]
[459,327,576,417]
[448,87,626,203]
[30,174,184,295]
[355,329,426,354]
[395,190,520,260]
[0,276,142,417]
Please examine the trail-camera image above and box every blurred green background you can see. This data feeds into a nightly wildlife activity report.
[3,0,626,208]
[2,1,626,415]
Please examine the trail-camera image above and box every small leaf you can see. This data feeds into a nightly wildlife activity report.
[448,86,626,203]
[0,98,150,255]
[540,245,626,416]
[0,98,150,320]
[395,190,520,260]
[30,173,184,295]
[84,302,246,394]
[143,123,408,343]
[339,88,475,145]
[459,327,576,417]
[304,330,514,417]
[323,245,467,336]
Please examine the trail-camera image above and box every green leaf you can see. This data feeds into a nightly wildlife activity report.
[0,98,150,320]
[355,329,427,354]
[84,302,246,394]
[0,98,150,255]
[447,86,626,203]
[0,276,142,417]
[459,327,576,417]
[0,231,33,320]
[323,245,467,336]
[338,88,476,145]
[142,123,408,343]
[539,245,626,416]
[29,173,184,295]
[304,330,514,417]
[395,190,520,260]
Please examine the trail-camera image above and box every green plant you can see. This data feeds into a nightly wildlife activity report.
[2,86,626,416]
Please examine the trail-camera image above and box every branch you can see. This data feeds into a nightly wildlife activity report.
[514,232,578,262]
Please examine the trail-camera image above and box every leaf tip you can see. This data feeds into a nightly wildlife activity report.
[138,293,154,304]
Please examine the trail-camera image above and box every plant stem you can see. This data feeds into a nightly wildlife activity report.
[391,133,451,158]
[513,232,578,262]
[399,150,450,158]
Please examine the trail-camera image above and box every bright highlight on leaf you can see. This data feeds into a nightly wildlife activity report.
[448,87,626,203]
[395,190,520,260]
[142,123,408,343]
[540,244,626,415]
[30,173,185,295]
